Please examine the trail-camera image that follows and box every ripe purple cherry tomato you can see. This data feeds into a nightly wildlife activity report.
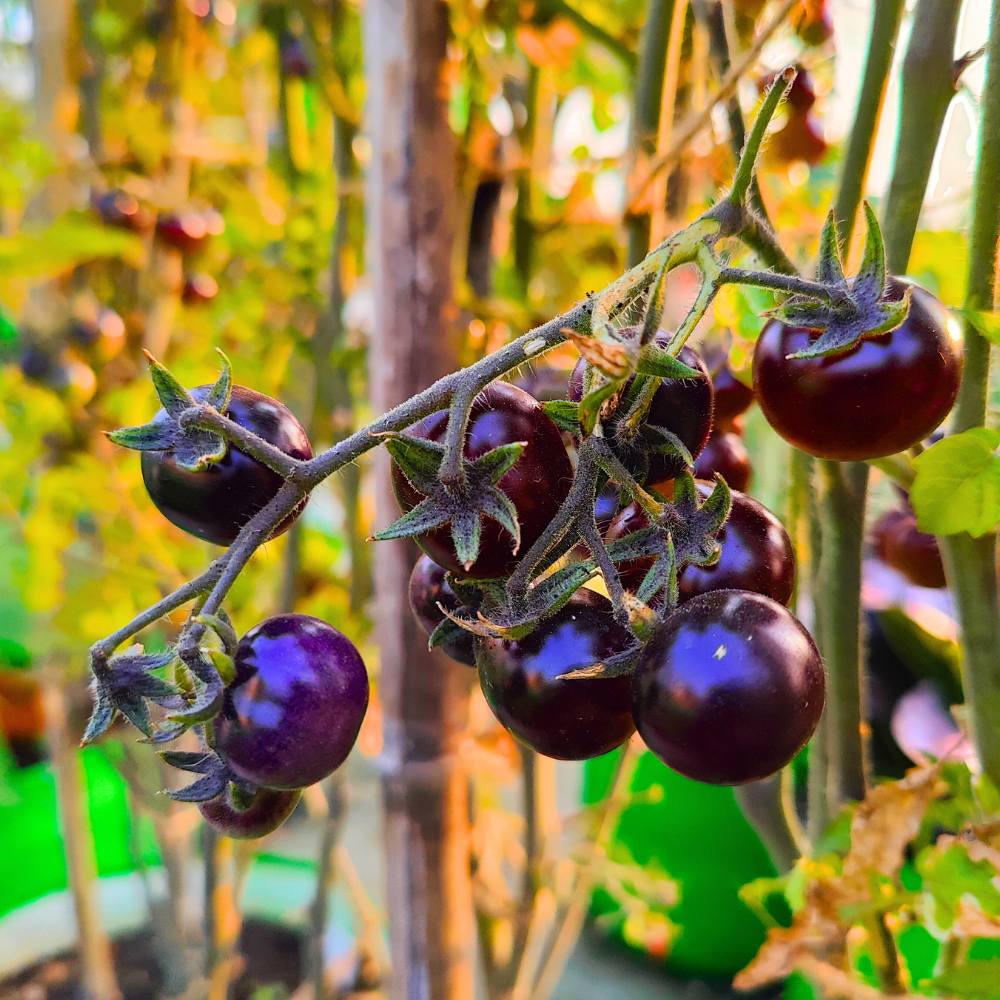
[632,590,825,784]
[93,189,151,232]
[408,554,476,667]
[872,508,946,589]
[606,484,794,604]
[753,279,962,461]
[391,382,573,579]
[141,385,313,546]
[692,428,752,491]
[476,591,636,760]
[569,340,714,483]
[199,786,300,839]
[216,614,369,790]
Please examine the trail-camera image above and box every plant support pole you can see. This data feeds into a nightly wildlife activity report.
[364,0,477,996]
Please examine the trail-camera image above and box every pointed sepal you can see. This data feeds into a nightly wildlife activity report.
[205,349,233,412]
[636,347,701,380]
[816,210,847,286]
[82,647,182,744]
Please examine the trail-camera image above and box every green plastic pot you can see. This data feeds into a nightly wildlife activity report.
[0,746,150,920]
[583,748,782,978]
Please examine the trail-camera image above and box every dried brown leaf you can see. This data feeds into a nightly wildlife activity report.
[842,766,946,895]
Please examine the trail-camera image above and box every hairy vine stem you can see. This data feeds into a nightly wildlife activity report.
[88,71,826,706]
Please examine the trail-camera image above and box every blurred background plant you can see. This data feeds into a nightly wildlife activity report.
[0,0,996,998]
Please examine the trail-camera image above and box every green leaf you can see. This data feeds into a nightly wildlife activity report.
[918,841,1000,930]
[930,960,1000,999]
[0,215,144,278]
[911,429,1000,536]
[959,308,1000,345]
[541,399,581,434]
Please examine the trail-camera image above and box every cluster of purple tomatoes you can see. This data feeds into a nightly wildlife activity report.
[130,274,961,837]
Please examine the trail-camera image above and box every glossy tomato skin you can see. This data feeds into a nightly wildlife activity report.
[199,787,301,839]
[632,590,825,784]
[606,484,794,603]
[709,365,754,427]
[872,509,946,589]
[408,555,476,667]
[141,385,313,545]
[392,382,573,579]
[693,428,752,491]
[569,339,714,483]
[182,273,219,304]
[93,189,151,232]
[476,591,636,760]
[754,279,962,461]
[772,114,828,166]
[216,615,369,790]
[156,211,210,253]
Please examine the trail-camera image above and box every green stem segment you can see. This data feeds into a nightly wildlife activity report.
[816,460,869,807]
[940,0,1000,789]
[813,0,907,821]
[881,0,961,273]
[627,0,675,266]
[832,0,905,248]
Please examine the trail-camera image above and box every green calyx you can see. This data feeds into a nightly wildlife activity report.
[107,349,233,472]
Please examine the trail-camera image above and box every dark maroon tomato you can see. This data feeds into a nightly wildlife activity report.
[93,189,151,232]
[156,211,212,253]
[569,339,714,483]
[606,484,794,603]
[794,1,834,45]
[69,308,126,361]
[408,554,476,667]
[753,279,962,461]
[872,509,946,589]
[182,273,219,304]
[199,786,300,840]
[758,65,817,113]
[772,114,828,165]
[514,365,575,403]
[681,486,794,603]
[693,428,752,491]
[476,591,636,760]
[632,590,825,785]
[141,385,313,545]
[279,35,311,78]
[391,382,573,579]
[707,362,754,427]
[216,614,369,790]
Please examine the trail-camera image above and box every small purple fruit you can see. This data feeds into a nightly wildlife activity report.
[216,614,370,790]
[199,786,301,839]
